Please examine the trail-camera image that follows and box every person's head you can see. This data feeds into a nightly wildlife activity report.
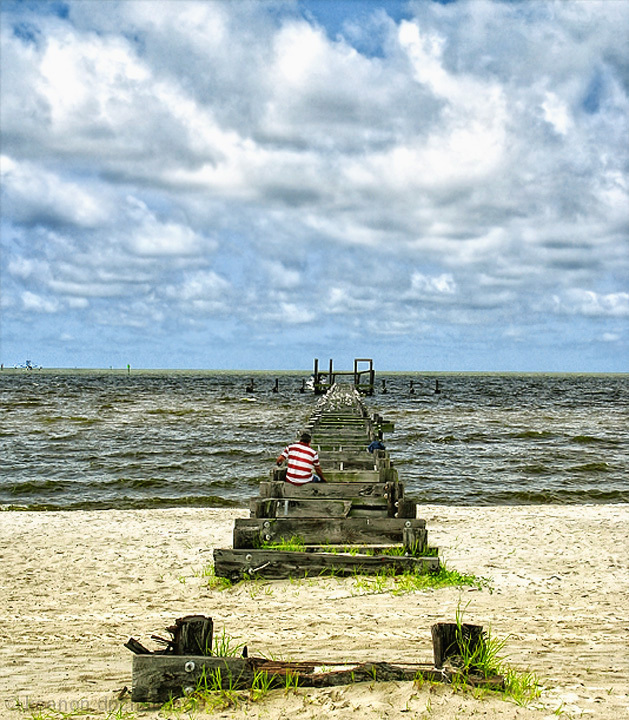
[300,432,311,445]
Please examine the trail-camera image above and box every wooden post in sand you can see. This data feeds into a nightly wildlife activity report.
[166,615,214,656]
[431,623,485,669]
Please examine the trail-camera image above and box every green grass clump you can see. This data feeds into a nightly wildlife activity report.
[448,604,541,707]
[201,564,233,590]
[261,535,306,552]
[351,564,491,596]
[212,628,247,658]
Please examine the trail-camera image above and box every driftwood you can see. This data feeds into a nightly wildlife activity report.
[131,655,444,702]
[124,637,151,655]
[131,655,502,703]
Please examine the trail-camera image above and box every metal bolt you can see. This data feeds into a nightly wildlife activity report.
[245,554,252,561]
[264,534,271,541]
[405,520,411,528]
[185,661,195,673]
[263,521,270,528]
[184,686,194,696]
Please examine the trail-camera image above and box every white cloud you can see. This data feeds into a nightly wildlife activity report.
[263,261,302,290]
[408,272,456,297]
[1,0,627,370]
[21,290,58,313]
[124,196,211,257]
[1,156,108,227]
[542,91,572,135]
[552,290,629,318]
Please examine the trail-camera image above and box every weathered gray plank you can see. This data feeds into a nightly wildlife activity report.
[131,655,253,703]
[320,470,381,482]
[131,654,495,703]
[213,548,440,580]
[317,451,377,468]
[395,499,418,519]
[250,498,353,518]
[233,516,426,548]
[258,481,392,500]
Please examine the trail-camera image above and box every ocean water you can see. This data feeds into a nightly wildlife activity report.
[1,370,627,510]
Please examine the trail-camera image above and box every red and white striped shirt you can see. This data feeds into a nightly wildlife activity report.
[280,442,319,485]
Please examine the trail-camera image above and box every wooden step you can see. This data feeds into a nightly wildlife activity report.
[233,516,426,547]
[250,498,390,519]
[323,470,380,482]
[259,481,397,500]
[213,547,440,580]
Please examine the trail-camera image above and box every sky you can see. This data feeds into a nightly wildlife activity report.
[1,0,627,372]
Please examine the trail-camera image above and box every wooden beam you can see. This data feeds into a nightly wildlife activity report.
[166,615,214,656]
[320,470,381,482]
[258,481,392,500]
[130,654,500,703]
[250,498,353,518]
[213,548,439,580]
[233,517,426,548]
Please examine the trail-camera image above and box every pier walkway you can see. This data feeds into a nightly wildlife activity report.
[214,381,439,581]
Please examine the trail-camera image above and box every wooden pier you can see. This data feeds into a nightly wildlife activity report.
[313,357,375,395]
[213,375,439,581]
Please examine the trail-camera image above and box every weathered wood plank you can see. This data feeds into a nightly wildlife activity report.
[131,655,253,703]
[131,654,498,703]
[395,499,418,519]
[250,498,353,518]
[312,434,372,442]
[166,615,214,656]
[403,526,427,555]
[213,548,440,580]
[258,481,392,500]
[321,470,381,482]
[233,516,426,548]
[317,451,377,468]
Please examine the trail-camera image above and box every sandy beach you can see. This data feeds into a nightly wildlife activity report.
[0,504,627,719]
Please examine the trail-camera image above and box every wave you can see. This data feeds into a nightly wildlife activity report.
[569,462,610,473]
[571,435,619,446]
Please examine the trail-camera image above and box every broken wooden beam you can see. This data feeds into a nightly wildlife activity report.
[128,615,504,703]
[131,654,501,703]
[166,615,214,656]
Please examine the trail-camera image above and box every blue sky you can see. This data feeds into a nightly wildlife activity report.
[1,0,627,371]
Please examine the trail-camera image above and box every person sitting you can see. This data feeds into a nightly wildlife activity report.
[367,439,385,453]
[276,432,326,484]
[368,431,386,453]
